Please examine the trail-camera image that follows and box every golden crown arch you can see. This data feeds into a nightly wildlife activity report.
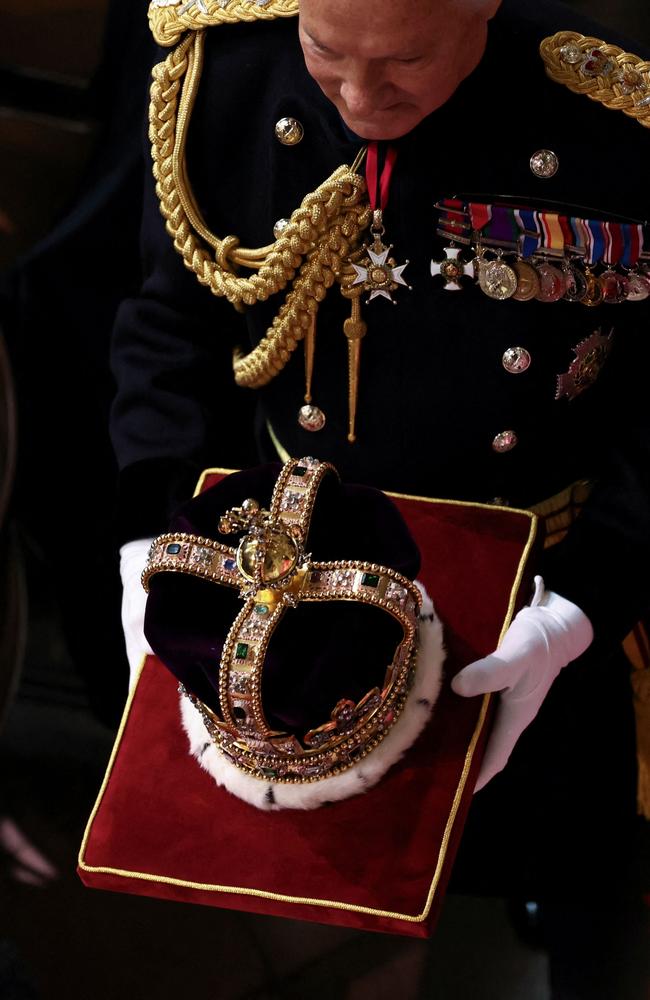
[142,458,425,785]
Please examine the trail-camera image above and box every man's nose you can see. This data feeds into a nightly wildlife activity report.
[339,62,384,117]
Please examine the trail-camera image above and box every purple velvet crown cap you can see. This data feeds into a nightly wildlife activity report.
[144,463,421,736]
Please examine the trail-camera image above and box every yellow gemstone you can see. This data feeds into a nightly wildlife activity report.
[237,531,299,583]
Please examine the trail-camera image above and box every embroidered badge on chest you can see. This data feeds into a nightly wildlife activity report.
[555,328,614,401]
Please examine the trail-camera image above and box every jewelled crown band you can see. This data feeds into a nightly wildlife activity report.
[143,458,423,784]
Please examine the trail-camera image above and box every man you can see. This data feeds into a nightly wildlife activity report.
[298,0,499,141]
[112,0,649,993]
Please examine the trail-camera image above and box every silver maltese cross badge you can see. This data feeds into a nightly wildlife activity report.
[352,211,410,304]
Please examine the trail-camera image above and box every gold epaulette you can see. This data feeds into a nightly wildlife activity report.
[149,0,298,48]
[541,30,650,129]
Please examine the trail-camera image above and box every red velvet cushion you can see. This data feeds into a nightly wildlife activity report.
[78,481,538,937]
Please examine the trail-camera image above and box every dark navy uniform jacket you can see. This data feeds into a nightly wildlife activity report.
[111,0,650,648]
[110,0,649,893]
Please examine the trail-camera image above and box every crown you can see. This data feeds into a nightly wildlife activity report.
[143,458,444,806]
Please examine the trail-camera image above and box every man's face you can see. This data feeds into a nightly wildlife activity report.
[299,0,500,140]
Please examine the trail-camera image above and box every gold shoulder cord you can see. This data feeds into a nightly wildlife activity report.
[148,4,373,438]
[149,0,300,50]
[541,30,650,128]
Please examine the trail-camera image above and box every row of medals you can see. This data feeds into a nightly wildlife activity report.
[436,246,650,305]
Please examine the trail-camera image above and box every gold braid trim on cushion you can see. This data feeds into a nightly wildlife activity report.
[541,31,650,128]
[149,0,298,49]
[149,31,372,389]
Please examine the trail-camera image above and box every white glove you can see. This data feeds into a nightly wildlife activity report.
[451,576,593,792]
[119,538,155,688]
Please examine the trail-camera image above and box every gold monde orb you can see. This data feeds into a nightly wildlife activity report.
[237,530,299,584]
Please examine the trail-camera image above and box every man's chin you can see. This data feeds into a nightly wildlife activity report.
[339,108,421,141]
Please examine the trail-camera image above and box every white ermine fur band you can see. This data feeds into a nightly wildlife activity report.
[179,581,444,810]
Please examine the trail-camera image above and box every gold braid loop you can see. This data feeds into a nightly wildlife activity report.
[232,201,372,388]
[149,0,299,49]
[216,235,240,271]
[541,31,650,128]
[149,30,372,385]
[150,33,369,302]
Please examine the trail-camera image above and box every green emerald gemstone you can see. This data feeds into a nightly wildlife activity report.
[235,642,249,661]
[254,604,269,616]
[261,768,277,778]
[361,573,380,588]
[166,543,181,555]
[293,465,307,476]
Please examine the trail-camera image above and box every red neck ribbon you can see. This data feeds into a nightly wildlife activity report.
[365,142,398,212]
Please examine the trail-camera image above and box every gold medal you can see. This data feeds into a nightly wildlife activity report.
[580,267,605,307]
[478,257,518,300]
[561,260,588,303]
[625,271,650,302]
[600,269,628,304]
[534,262,567,303]
[512,260,541,302]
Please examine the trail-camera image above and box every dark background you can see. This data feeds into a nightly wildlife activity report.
[0,3,648,999]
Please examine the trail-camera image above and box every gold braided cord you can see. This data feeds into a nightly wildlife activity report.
[232,224,371,389]
[541,31,650,128]
[149,31,372,387]
[149,0,298,49]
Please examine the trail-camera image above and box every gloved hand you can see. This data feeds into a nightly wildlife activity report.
[451,576,593,792]
[119,538,155,688]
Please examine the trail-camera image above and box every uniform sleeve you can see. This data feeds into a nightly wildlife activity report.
[110,142,254,544]
[540,308,650,646]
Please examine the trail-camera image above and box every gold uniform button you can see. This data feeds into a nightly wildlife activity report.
[298,404,326,432]
[273,217,291,239]
[275,117,304,145]
[530,149,559,178]
[502,346,531,373]
[492,430,518,453]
